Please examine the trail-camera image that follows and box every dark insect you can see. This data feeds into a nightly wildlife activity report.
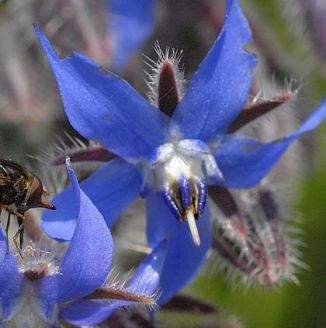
[0,159,55,252]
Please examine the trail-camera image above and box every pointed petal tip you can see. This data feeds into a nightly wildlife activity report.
[33,23,39,32]
[65,156,74,176]
[34,22,60,65]
[33,23,46,42]
[65,156,72,168]
[65,156,79,193]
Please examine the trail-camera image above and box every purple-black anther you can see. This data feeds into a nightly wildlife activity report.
[179,178,191,209]
[162,186,181,220]
[197,179,207,217]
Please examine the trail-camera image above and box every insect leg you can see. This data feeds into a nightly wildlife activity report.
[0,205,26,254]
[17,216,24,248]
[5,212,10,236]
[13,223,24,258]
[0,204,25,220]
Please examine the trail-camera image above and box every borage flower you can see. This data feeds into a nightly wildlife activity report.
[0,159,166,327]
[35,0,326,304]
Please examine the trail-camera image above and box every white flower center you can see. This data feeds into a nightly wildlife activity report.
[151,139,222,188]
[144,139,223,246]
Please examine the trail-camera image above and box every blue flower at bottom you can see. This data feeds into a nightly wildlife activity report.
[35,0,326,304]
[0,160,166,326]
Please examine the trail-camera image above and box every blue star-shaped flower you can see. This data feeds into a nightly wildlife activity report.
[0,160,166,326]
[35,0,326,304]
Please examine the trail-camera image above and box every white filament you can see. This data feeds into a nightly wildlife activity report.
[186,210,201,247]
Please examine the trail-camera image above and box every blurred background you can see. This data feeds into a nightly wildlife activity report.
[0,0,325,327]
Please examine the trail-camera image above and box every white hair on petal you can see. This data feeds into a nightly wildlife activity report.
[99,267,160,311]
[17,239,62,279]
[30,132,108,193]
[143,42,186,107]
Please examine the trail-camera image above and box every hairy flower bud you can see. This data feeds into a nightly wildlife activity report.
[145,44,185,116]
[211,187,304,287]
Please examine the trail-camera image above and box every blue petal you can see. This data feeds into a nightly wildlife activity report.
[60,241,167,326]
[215,98,326,188]
[109,0,155,71]
[60,300,116,326]
[34,25,167,162]
[171,0,256,141]
[42,158,141,241]
[39,162,114,306]
[146,194,211,304]
[0,230,23,319]
[128,239,167,293]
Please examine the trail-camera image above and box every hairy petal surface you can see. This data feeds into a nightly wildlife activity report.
[146,194,211,304]
[215,98,326,188]
[39,163,113,307]
[35,25,167,162]
[171,0,256,141]
[109,0,155,71]
[60,241,167,326]
[42,158,141,241]
[0,231,23,319]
